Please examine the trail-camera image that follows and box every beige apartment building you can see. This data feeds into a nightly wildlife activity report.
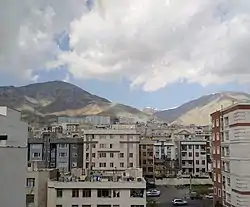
[83,129,140,176]
[26,161,58,207]
[47,169,146,207]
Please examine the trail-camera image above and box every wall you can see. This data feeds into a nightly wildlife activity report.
[0,147,27,207]
[155,178,213,186]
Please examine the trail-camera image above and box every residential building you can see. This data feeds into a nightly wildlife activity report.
[211,110,223,206]
[47,168,146,207]
[28,131,84,172]
[211,103,250,207]
[153,139,178,178]
[26,161,58,207]
[139,138,154,180]
[83,129,140,176]
[178,140,208,177]
[0,106,28,207]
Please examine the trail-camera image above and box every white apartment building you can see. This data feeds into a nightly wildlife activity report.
[83,130,140,176]
[26,161,58,207]
[219,104,250,207]
[47,169,146,207]
[153,140,176,160]
[0,106,28,207]
[179,140,208,177]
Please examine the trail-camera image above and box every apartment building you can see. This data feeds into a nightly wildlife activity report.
[211,103,250,207]
[139,138,154,180]
[28,131,84,172]
[178,140,208,177]
[26,161,58,207]
[211,110,223,206]
[153,139,178,177]
[83,129,140,176]
[0,106,28,207]
[47,169,146,207]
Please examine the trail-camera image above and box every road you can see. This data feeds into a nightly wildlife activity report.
[147,186,213,207]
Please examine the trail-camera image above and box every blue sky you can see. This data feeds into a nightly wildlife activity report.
[2,69,250,109]
[2,0,250,110]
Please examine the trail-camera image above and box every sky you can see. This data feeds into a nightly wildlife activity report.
[1,0,250,109]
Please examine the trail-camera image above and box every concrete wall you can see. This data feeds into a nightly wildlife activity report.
[0,147,27,207]
[155,178,213,186]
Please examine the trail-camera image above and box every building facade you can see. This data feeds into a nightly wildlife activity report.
[139,138,154,180]
[26,161,58,207]
[178,140,208,177]
[47,169,146,207]
[83,130,140,176]
[0,106,28,207]
[212,103,250,207]
[28,132,84,172]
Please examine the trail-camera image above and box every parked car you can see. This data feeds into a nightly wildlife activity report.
[172,198,188,206]
[146,189,161,197]
[205,193,213,199]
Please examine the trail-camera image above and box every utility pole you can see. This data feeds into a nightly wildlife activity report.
[189,174,192,195]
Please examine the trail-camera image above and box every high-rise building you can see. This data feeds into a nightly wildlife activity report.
[211,103,250,207]
[0,106,28,207]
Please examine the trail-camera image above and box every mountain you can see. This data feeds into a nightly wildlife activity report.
[142,107,163,115]
[154,91,250,125]
[0,81,152,124]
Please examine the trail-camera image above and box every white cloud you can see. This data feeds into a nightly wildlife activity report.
[2,0,250,91]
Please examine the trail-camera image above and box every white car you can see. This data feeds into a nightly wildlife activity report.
[172,198,188,206]
[146,189,161,197]
[205,194,213,199]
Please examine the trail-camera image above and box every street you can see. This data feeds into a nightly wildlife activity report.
[147,186,213,207]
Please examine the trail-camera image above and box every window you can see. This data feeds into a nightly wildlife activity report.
[56,205,62,207]
[113,205,120,207]
[202,160,205,165]
[59,152,67,157]
[130,189,144,197]
[32,152,40,158]
[113,190,120,197]
[56,189,63,197]
[131,206,144,207]
[99,152,106,158]
[92,144,96,148]
[217,160,220,168]
[72,205,78,207]
[216,119,219,127]
[129,153,133,158]
[120,153,124,158]
[129,163,133,167]
[213,146,216,154]
[218,189,221,197]
[72,189,79,197]
[99,163,106,168]
[92,153,95,158]
[213,173,217,182]
[143,160,147,165]
[120,162,124,167]
[212,133,216,141]
[97,189,111,197]
[82,189,91,197]
[196,168,199,173]
[100,144,106,148]
[217,146,220,154]
[110,152,114,158]
[26,178,35,187]
[59,144,67,148]
[218,174,221,183]
[195,152,199,157]
[196,160,199,165]
[214,187,217,195]
[188,152,192,157]
[216,132,220,141]
[110,162,114,168]
[143,152,146,156]
[188,145,192,149]
[195,145,199,149]
[110,144,113,148]
[82,206,91,207]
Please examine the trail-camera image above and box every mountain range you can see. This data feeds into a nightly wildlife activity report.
[0,81,152,124]
[0,81,250,126]
[154,91,250,125]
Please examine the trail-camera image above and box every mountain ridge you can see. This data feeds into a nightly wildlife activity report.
[154,91,250,125]
[0,81,152,124]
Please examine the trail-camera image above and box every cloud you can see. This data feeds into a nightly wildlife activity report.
[2,0,250,91]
